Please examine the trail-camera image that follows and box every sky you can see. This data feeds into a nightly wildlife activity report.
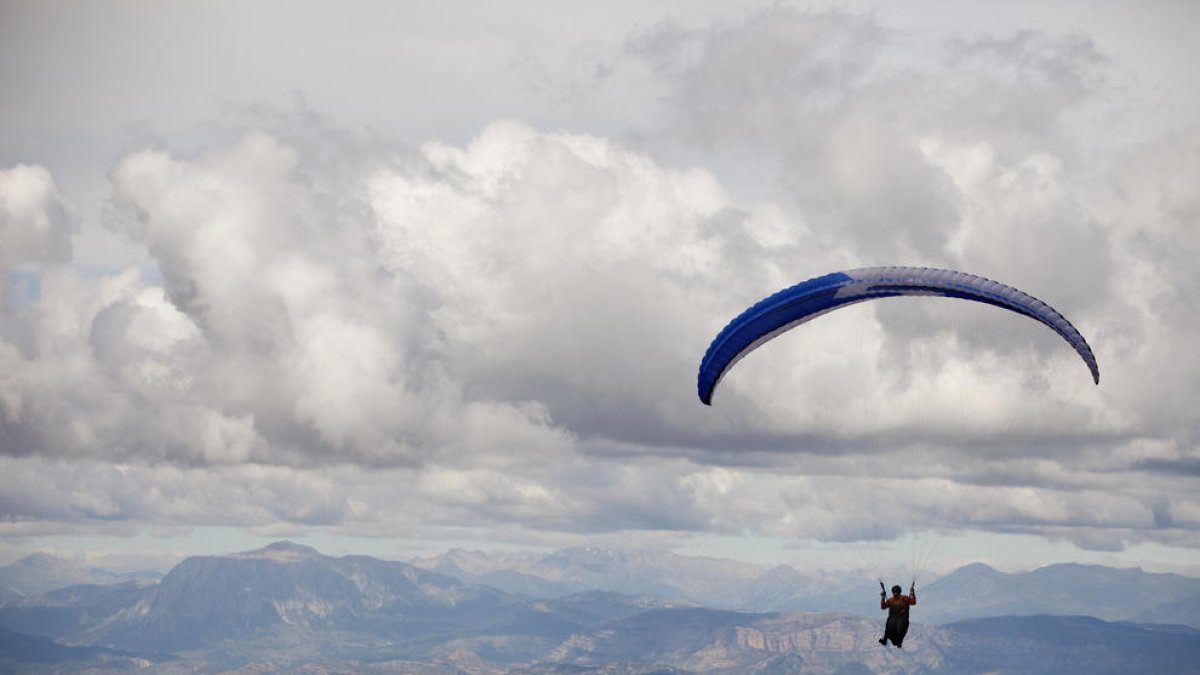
[1,0,1198,577]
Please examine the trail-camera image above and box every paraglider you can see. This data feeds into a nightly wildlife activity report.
[697,266,1099,405]
[879,581,917,648]
[695,266,1101,649]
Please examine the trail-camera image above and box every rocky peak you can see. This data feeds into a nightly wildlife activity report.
[232,541,321,561]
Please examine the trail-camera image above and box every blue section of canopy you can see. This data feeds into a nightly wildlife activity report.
[697,266,1100,405]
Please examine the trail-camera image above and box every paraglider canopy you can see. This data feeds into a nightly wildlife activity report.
[697,266,1099,405]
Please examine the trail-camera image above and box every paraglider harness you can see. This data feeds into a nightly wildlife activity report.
[879,579,916,649]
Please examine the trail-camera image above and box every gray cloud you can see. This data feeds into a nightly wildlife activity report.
[0,4,1197,561]
[0,164,77,266]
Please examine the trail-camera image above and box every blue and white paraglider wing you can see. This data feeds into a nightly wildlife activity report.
[697,266,1099,405]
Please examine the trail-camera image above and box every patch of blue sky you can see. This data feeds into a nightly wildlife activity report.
[6,263,163,310]
[6,269,42,304]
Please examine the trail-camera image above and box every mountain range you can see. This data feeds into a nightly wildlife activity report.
[1,542,1198,673]
[541,609,1200,675]
[411,546,1200,628]
[918,560,1200,626]
[0,553,160,597]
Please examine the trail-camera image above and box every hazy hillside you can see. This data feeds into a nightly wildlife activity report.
[3,542,1200,673]
[86,541,532,657]
[77,542,677,667]
[0,553,160,596]
[0,580,153,641]
[1129,592,1200,628]
[411,547,873,614]
[919,561,1200,626]
[413,548,1200,628]
[936,615,1200,674]
[412,547,767,608]
[543,608,1200,675]
[0,625,164,673]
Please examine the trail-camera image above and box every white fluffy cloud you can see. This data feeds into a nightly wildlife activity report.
[0,164,77,267]
[103,133,575,466]
[1,5,1197,560]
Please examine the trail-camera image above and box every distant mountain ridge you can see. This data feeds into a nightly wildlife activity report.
[86,541,541,655]
[919,561,1200,627]
[0,552,160,596]
[2,542,1200,673]
[412,546,764,605]
[545,609,1200,675]
[0,624,159,670]
[29,541,681,667]
[411,547,1200,629]
[0,579,153,642]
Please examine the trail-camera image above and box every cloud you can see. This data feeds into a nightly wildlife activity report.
[366,120,803,447]
[0,457,366,532]
[616,8,1195,439]
[617,9,1114,300]
[0,164,77,266]
[101,131,578,467]
[6,448,1195,557]
[0,6,1197,560]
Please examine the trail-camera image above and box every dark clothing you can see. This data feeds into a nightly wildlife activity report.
[880,592,916,648]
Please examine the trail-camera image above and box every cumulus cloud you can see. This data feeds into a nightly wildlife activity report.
[1082,129,1200,440]
[1,6,1197,559]
[0,164,78,267]
[101,132,578,467]
[367,120,804,445]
